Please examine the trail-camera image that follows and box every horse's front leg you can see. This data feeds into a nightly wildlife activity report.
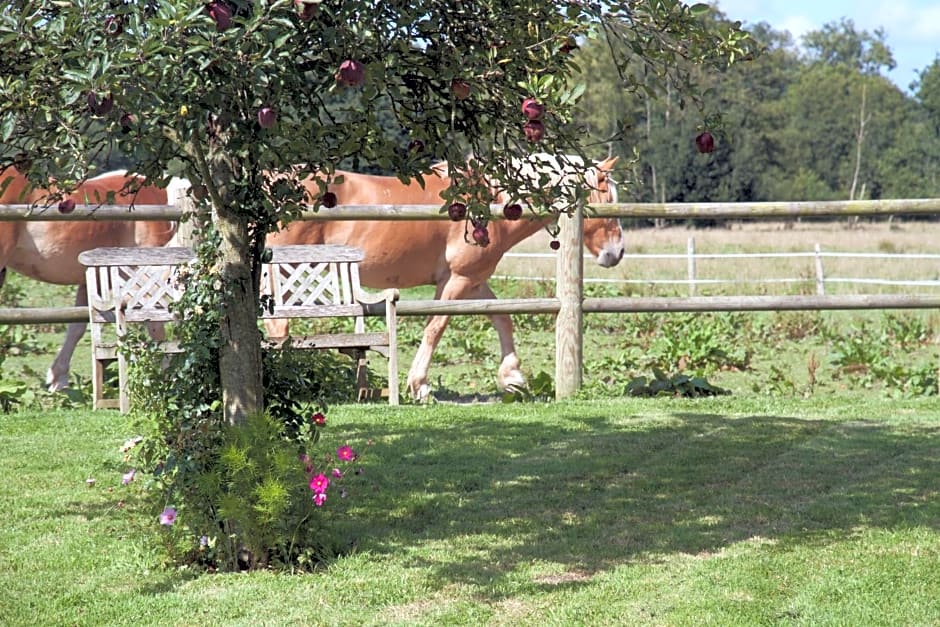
[47,284,88,392]
[475,282,526,392]
[407,313,450,401]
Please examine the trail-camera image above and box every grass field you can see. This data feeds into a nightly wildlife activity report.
[2,398,939,626]
[1,220,939,625]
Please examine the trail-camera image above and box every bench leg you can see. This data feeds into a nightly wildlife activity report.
[92,354,107,410]
[352,350,371,402]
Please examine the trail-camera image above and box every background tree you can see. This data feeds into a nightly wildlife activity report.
[571,12,940,208]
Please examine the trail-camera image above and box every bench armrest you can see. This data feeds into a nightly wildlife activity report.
[354,287,399,305]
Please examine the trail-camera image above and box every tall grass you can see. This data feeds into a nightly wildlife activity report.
[2,397,939,625]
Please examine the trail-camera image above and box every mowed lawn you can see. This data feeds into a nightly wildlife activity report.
[2,396,939,626]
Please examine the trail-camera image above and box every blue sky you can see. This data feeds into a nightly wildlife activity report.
[714,0,940,92]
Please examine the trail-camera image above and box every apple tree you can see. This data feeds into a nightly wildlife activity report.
[1,0,753,570]
[0,1,750,423]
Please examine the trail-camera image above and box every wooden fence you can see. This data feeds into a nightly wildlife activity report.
[3,197,940,398]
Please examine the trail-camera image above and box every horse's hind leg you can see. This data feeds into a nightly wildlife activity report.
[476,282,526,391]
[47,283,88,392]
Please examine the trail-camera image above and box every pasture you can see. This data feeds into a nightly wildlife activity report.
[1,220,938,624]
[2,221,939,402]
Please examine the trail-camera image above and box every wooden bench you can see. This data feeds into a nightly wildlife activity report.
[78,244,399,412]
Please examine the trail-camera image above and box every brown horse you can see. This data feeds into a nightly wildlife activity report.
[0,170,176,390]
[266,156,623,399]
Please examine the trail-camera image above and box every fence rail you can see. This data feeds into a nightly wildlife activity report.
[498,239,940,295]
[6,197,940,221]
[3,197,939,399]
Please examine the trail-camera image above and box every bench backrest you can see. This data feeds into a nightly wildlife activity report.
[78,244,372,324]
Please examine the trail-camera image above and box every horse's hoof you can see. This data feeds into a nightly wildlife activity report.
[46,373,69,392]
[409,383,432,403]
[498,370,527,392]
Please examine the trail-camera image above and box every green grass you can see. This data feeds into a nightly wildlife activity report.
[2,398,940,626]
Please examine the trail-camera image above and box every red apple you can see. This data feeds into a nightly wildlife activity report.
[257,106,277,129]
[87,92,113,116]
[12,152,31,174]
[98,93,114,115]
[447,202,467,221]
[295,0,318,21]
[472,224,490,246]
[58,198,76,214]
[451,79,471,101]
[549,239,560,251]
[119,112,135,133]
[335,60,365,87]
[521,97,545,120]
[207,2,233,31]
[524,120,545,143]
[695,131,715,154]
[502,203,523,220]
[191,185,208,201]
[320,191,338,208]
[105,15,123,36]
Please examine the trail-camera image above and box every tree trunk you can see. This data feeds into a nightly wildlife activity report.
[213,200,264,425]
[849,82,869,202]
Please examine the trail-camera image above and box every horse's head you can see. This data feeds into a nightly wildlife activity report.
[583,156,624,268]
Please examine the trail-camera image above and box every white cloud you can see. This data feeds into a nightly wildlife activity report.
[867,1,940,41]
[907,7,940,40]
[779,15,817,40]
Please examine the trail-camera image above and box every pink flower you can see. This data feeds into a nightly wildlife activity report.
[122,469,136,485]
[313,492,327,507]
[309,473,330,494]
[336,445,357,462]
[311,412,326,426]
[159,507,177,526]
[331,468,343,479]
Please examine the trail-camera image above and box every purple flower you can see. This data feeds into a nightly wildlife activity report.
[309,473,330,494]
[121,469,136,485]
[159,507,177,526]
[336,445,357,462]
[313,492,327,507]
[331,468,344,479]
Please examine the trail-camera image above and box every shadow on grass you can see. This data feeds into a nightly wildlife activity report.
[335,408,940,596]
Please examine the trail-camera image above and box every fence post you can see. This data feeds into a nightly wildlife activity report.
[555,205,584,400]
[814,243,826,295]
[172,189,200,247]
[687,236,696,296]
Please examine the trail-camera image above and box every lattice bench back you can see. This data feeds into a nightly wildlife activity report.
[79,244,398,411]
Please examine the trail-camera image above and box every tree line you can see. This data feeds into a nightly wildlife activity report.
[576,10,940,205]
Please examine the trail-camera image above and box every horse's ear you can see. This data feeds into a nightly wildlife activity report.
[597,156,619,172]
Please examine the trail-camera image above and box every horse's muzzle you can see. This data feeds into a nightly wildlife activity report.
[596,245,624,268]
